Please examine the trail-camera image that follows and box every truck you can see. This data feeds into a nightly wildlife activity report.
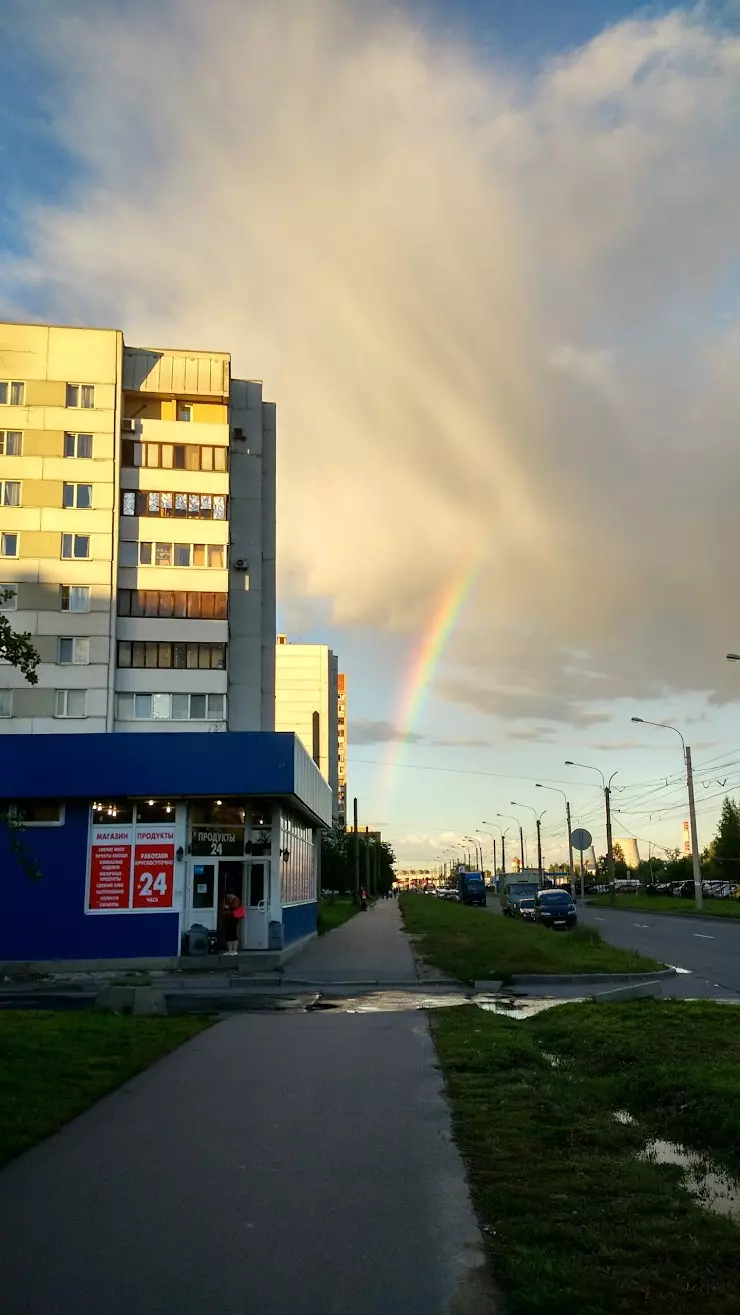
[457,870,487,906]
[499,872,541,916]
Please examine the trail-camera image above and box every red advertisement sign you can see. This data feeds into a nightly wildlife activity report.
[132,825,175,909]
[88,827,133,911]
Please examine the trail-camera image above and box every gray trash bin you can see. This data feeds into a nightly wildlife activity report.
[186,923,209,956]
[268,920,284,952]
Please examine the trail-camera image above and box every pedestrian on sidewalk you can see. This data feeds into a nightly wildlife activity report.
[360,886,368,911]
[222,891,245,955]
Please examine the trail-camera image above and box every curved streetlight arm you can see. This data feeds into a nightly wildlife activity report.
[631,716,685,756]
[564,760,605,789]
[511,801,548,823]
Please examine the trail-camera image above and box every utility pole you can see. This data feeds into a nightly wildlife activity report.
[566,800,574,900]
[535,816,543,882]
[604,779,616,903]
[375,835,382,897]
[353,797,360,905]
[365,825,371,899]
[685,746,703,910]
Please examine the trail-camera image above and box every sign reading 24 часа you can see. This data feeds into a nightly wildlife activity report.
[87,823,175,913]
[190,826,245,857]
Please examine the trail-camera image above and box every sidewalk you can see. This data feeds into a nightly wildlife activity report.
[0,901,494,1315]
[287,897,420,984]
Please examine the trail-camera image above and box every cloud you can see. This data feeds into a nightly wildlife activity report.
[7,2,740,721]
[350,718,491,748]
[504,725,560,743]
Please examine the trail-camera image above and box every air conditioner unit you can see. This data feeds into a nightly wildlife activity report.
[232,427,245,440]
[121,418,136,433]
[234,559,249,571]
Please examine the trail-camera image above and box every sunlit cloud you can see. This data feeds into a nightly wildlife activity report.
[6,1,740,728]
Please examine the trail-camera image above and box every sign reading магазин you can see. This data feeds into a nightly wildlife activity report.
[87,823,175,913]
[190,826,245,857]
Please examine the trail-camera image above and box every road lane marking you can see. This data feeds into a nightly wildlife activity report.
[667,965,693,974]
[693,933,714,939]
[594,917,605,922]
[634,923,649,928]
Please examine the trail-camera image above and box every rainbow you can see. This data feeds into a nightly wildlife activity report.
[381,555,481,811]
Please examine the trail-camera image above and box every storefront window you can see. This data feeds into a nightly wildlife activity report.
[135,799,176,822]
[280,812,315,904]
[91,800,134,824]
[190,799,248,825]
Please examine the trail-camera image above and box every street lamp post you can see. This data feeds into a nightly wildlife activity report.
[631,717,703,910]
[536,783,575,899]
[564,761,618,902]
[498,813,525,874]
[484,821,509,877]
[477,829,498,882]
[511,802,547,883]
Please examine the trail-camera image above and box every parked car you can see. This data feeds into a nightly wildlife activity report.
[534,889,577,930]
[517,898,536,922]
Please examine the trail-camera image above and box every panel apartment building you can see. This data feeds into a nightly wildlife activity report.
[275,636,341,822]
[0,322,275,733]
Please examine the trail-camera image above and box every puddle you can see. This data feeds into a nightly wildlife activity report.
[613,1110,636,1125]
[638,1139,740,1222]
[478,998,586,1019]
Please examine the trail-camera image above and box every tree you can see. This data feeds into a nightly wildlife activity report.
[0,588,39,683]
[709,798,740,878]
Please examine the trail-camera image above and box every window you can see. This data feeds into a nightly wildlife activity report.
[60,585,90,612]
[66,384,95,408]
[54,689,87,718]
[58,637,90,665]
[155,542,171,566]
[0,481,20,506]
[117,640,225,669]
[118,540,138,567]
[0,382,24,405]
[117,540,226,568]
[121,443,227,471]
[64,432,93,458]
[0,584,17,610]
[61,534,90,559]
[63,483,92,509]
[174,543,191,567]
[13,800,64,825]
[177,403,192,422]
[0,533,18,557]
[0,690,11,718]
[0,431,22,455]
[115,692,226,720]
[117,590,227,619]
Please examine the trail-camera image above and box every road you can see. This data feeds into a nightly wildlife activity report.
[579,904,740,998]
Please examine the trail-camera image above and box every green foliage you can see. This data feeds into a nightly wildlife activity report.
[709,797,740,877]
[0,587,39,684]
[320,825,396,897]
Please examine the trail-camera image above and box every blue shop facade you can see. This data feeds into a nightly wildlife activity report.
[0,732,331,967]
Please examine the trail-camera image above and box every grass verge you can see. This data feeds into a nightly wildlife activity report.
[317,898,358,935]
[589,894,740,918]
[433,1000,740,1315]
[0,1011,211,1168]
[400,893,662,981]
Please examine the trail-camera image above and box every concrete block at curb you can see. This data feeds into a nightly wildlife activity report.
[93,984,135,1012]
[473,981,504,993]
[590,980,663,1003]
[507,968,676,987]
[132,986,167,1016]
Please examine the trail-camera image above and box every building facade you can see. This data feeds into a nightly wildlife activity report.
[337,672,347,826]
[274,637,340,821]
[0,732,331,964]
[0,322,275,734]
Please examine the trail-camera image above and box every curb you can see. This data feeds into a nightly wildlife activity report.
[507,968,676,986]
[590,980,663,1003]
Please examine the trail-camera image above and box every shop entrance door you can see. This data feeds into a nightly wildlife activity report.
[244,861,269,950]
[217,861,246,950]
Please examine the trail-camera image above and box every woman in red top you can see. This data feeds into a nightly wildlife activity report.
[222,891,245,956]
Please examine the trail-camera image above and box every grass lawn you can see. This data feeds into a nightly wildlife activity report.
[433,1000,740,1315]
[589,894,740,918]
[317,898,358,934]
[0,1011,211,1168]
[400,893,662,981]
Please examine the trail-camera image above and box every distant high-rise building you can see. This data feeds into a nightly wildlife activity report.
[337,672,347,827]
[275,637,340,821]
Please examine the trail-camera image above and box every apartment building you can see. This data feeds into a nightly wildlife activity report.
[0,322,275,734]
[337,672,347,826]
[275,636,340,821]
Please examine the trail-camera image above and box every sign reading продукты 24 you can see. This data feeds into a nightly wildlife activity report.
[190,826,245,857]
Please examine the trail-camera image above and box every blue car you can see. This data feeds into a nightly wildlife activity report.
[534,889,577,930]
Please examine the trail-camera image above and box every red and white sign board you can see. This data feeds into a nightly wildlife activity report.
[88,826,133,911]
[87,822,175,913]
[132,826,175,909]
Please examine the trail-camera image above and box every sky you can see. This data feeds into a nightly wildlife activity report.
[3,0,740,867]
